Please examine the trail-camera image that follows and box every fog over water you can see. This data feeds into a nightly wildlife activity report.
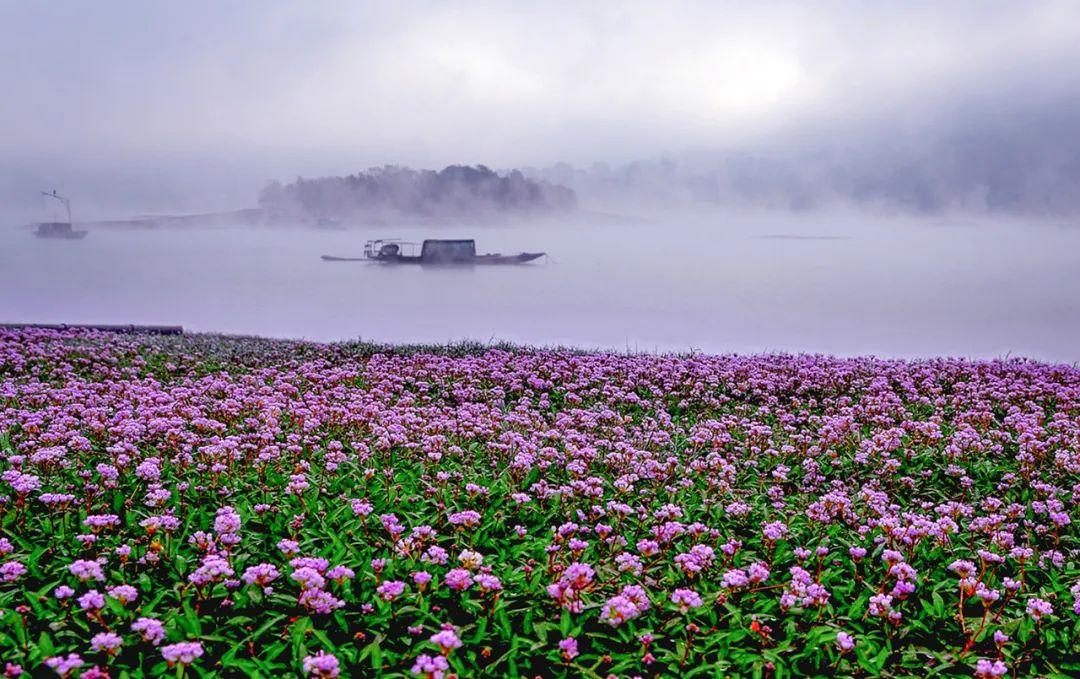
[3,214,1078,362]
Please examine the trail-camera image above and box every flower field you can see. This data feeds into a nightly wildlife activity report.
[1,328,1079,677]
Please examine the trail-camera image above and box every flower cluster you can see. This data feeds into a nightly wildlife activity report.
[0,329,1078,676]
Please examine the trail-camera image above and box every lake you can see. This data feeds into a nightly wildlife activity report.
[2,212,1079,362]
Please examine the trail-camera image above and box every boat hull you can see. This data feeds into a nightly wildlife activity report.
[35,231,88,239]
[33,222,87,239]
[322,252,544,265]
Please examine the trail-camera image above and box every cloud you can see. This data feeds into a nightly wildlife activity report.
[2,1,1080,214]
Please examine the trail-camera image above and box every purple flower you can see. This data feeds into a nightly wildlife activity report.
[447,510,481,527]
[68,559,104,582]
[53,585,75,599]
[44,653,84,677]
[83,514,120,532]
[291,567,326,591]
[298,588,345,614]
[0,561,27,582]
[107,584,138,605]
[242,563,281,588]
[326,565,354,582]
[721,568,749,588]
[475,574,502,593]
[559,636,579,660]
[444,568,473,591]
[90,632,123,654]
[868,593,893,617]
[1026,598,1053,621]
[975,659,1008,679]
[671,588,704,613]
[429,629,462,654]
[78,590,105,611]
[411,654,450,677]
[302,651,341,678]
[762,521,788,541]
[161,641,204,666]
[413,571,433,588]
[836,631,855,652]
[132,617,166,645]
[377,580,406,601]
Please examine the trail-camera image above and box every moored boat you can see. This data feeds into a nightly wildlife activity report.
[34,222,88,239]
[322,239,545,265]
[34,191,88,239]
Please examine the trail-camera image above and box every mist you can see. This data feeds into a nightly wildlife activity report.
[2,2,1080,360]
[4,2,1080,217]
[3,212,1079,362]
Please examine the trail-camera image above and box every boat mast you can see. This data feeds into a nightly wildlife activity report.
[41,190,72,225]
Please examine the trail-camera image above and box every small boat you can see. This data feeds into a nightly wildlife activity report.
[35,222,88,239]
[322,239,545,265]
[34,191,88,239]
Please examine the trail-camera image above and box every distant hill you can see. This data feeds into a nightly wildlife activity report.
[258,165,576,221]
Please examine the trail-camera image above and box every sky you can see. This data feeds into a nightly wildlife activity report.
[2,1,1080,216]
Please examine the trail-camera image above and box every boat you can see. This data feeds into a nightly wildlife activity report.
[321,239,545,265]
[34,222,88,239]
[34,190,88,239]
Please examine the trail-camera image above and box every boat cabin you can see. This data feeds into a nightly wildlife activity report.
[354,238,543,265]
[420,239,476,263]
[363,238,477,263]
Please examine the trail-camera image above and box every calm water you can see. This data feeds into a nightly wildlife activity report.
[2,213,1079,362]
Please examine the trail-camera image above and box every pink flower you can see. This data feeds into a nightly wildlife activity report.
[53,585,75,599]
[131,617,165,645]
[411,654,450,678]
[444,568,473,591]
[670,588,703,613]
[291,567,326,591]
[44,654,84,677]
[326,565,354,582]
[475,574,502,593]
[721,568,749,588]
[298,589,345,614]
[68,560,104,582]
[559,636,579,660]
[0,562,27,582]
[90,632,123,654]
[429,629,462,654]
[242,563,281,588]
[447,510,481,527]
[107,584,138,605]
[161,641,203,666]
[302,651,341,678]
[377,580,406,601]
[836,632,855,652]
[78,590,105,611]
[868,593,893,617]
[1026,598,1053,621]
[975,659,1008,679]
[413,571,433,589]
[600,595,640,626]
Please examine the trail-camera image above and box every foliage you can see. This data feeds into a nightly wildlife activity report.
[257,165,576,220]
